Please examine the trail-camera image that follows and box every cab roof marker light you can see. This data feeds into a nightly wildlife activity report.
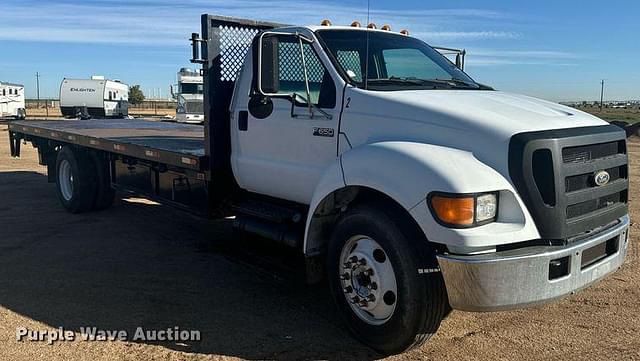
[320,19,332,26]
[367,23,377,29]
[400,29,410,36]
[351,21,362,28]
[381,24,392,31]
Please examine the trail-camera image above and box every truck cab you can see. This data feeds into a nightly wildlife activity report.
[172,68,204,124]
[212,19,629,353]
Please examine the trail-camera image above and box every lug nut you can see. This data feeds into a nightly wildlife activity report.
[343,262,352,269]
[351,296,361,304]
[367,294,376,302]
[358,258,367,266]
[349,256,359,263]
[369,282,378,290]
[359,299,369,307]
[364,268,374,276]
[343,286,353,293]
[340,272,351,280]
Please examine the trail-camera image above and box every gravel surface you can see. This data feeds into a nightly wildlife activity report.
[0,123,638,360]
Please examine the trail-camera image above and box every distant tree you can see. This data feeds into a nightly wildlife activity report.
[128,85,145,105]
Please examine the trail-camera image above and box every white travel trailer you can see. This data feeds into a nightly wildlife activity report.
[171,68,204,124]
[0,82,26,119]
[60,76,129,118]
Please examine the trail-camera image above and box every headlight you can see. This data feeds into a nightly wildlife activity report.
[428,192,498,228]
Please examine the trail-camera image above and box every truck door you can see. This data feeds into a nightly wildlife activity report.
[232,33,342,204]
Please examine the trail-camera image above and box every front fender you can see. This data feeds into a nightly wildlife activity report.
[304,142,540,255]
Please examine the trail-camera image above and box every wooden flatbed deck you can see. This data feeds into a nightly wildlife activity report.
[8,119,206,171]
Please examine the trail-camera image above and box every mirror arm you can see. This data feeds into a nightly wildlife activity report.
[291,94,332,120]
[298,36,314,119]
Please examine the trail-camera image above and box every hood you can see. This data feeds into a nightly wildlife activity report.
[342,89,608,176]
[361,90,604,134]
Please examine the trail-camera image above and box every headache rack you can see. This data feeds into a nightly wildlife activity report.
[189,15,287,203]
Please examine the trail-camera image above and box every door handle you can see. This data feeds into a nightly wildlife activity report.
[238,111,248,131]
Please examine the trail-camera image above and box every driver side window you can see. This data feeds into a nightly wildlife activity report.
[261,36,336,109]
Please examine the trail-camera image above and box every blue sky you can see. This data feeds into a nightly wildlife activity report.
[1,0,637,101]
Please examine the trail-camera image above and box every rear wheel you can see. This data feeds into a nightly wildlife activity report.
[55,147,97,213]
[15,109,26,120]
[327,204,448,355]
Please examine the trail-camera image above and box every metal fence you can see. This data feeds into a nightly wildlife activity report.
[25,99,176,110]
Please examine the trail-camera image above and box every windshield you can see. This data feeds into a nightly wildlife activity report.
[179,83,203,95]
[316,30,483,91]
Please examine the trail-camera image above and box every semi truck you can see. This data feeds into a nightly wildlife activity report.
[7,15,630,355]
[60,76,129,118]
[0,82,26,119]
[171,68,205,124]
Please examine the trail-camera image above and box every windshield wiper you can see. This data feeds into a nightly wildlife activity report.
[367,77,453,88]
[431,78,480,88]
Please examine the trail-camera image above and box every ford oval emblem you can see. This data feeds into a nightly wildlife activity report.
[594,170,611,186]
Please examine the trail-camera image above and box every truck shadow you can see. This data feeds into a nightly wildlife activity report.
[0,171,380,360]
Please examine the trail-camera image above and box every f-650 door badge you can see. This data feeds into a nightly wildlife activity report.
[313,127,335,137]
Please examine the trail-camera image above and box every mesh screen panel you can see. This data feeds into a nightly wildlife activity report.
[219,26,260,82]
[278,42,325,83]
[336,50,363,82]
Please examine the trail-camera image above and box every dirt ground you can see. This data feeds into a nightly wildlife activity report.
[0,122,639,360]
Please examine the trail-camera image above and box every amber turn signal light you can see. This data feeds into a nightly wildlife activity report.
[430,196,475,226]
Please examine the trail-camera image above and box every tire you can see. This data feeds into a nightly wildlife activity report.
[55,147,97,213]
[327,203,448,355]
[90,152,116,210]
[15,109,26,120]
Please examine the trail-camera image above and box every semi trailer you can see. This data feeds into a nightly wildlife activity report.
[0,82,26,119]
[171,68,205,124]
[60,76,129,118]
[8,15,630,355]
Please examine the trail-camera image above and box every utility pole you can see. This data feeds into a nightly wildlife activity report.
[599,79,605,111]
[35,72,41,110]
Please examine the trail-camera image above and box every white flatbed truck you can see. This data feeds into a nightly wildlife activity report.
[8,15,630,355]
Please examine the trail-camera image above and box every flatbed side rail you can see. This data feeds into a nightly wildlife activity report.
[7,122,207,173]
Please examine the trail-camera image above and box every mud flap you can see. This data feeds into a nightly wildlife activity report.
[9,131,21,157]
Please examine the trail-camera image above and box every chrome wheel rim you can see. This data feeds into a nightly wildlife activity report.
[339,235,398,325]
[58,160,74,201]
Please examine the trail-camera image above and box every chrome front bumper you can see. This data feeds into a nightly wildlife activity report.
[437,215,630,312]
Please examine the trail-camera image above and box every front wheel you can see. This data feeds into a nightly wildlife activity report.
[327,204,448,355]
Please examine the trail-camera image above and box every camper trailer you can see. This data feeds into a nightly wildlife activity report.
[171,68,204,124]
[0,82,26,119]
[60,76,129,118]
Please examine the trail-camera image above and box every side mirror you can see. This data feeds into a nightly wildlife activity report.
[248,94,274,119]
[254,32,314,97]
[255,33,282,95]
[455,50,466,71]
[253,31,332,120]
